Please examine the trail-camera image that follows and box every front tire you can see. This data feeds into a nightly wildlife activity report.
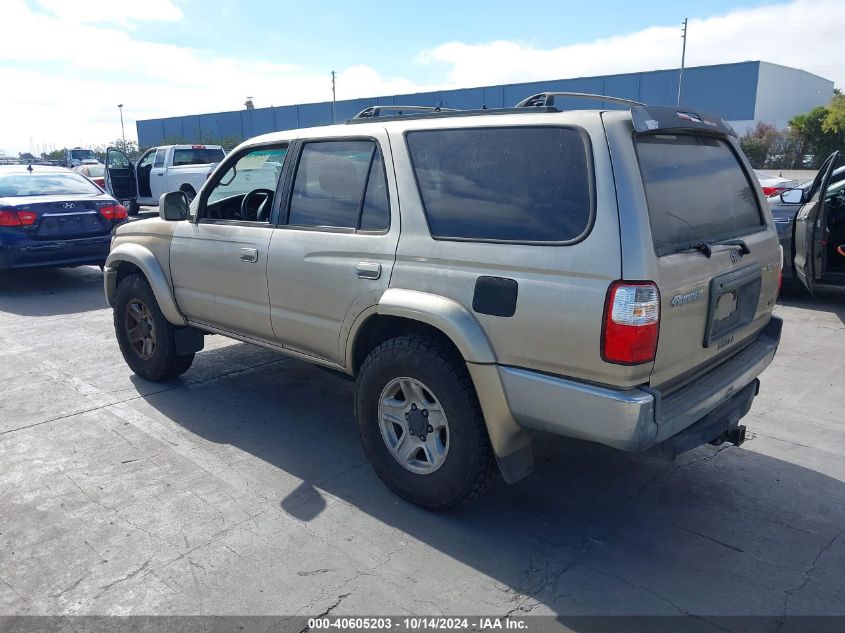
[113,273,194,381]
[181,186,196,203]
[355,335,497,509]
[126,200,140,216]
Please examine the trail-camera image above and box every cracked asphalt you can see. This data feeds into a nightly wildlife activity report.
[1,262,844,623]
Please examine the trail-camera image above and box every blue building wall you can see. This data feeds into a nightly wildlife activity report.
[137,61,762,147]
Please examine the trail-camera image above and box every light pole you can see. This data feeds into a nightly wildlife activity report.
[117,104,125,148]
[677,18,688,106]
[331,71,336,123]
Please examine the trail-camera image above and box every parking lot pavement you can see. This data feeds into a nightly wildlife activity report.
[1,267,844,622]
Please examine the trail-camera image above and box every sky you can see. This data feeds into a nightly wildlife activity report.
[0,0,843,155]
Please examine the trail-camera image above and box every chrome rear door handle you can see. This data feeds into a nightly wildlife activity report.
[239,248,258,263]
[355,261,381,279]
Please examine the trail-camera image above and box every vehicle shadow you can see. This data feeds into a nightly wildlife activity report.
[0,266,108,317]
[139,343,845,618]
[778,283,845,325]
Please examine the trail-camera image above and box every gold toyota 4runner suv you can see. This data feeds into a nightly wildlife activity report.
[104,93,785,509]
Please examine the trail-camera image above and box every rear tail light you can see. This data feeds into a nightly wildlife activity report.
[0,210,21,226]
[100,204,128,221]
[602,281,660,365]
[0,209,36,226]
[762,186,787,197]
[94,178,105,188]
[16,211,37,225]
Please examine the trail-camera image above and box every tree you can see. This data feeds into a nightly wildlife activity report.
[823,93,845,135]
[42,148,64,161]
[789,95,845,167]
[739,122,784,168]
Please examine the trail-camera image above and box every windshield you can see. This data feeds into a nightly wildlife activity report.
[70,149,96,160]
[637,134,764,255]
[0,172,102,197]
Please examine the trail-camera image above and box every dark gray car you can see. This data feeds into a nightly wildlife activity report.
[769,162,845,283]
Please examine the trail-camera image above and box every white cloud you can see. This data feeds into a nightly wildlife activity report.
[419,0,845,87]
[0,0,843,155]
[36,0,182,25]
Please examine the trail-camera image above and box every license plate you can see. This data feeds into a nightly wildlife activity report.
[703,266,762,348]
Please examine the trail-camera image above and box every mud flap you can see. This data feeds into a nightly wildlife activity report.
[174,327,205,355]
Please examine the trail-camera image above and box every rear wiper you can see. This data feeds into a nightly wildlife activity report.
[674,238,751,259]
[674,238,751,258]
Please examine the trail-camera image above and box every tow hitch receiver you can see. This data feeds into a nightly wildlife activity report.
[709,425,746,448]
[650,380,758,460]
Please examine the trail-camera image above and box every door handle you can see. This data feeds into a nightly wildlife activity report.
[355,261,381,279]
[239,248,258,263]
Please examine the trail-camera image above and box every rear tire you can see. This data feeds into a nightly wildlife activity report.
[113,273,194,381]
[355,335,497,510]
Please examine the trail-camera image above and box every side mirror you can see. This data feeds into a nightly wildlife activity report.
[159,191,189,221]
[780,188,804,204]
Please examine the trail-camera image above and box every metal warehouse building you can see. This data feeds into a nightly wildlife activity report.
[136,61,833,147]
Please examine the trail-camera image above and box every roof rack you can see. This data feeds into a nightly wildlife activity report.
[346,105,559,124]
[351,105,461,120]
[515,92,644,108]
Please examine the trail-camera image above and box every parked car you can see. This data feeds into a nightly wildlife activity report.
[769,158,845,289]
[74,163,106,189]
[104,144,224,215]
[104,97,783,509]
[0,165,127,270]
[63,147,98,168]
[753,169,793,197]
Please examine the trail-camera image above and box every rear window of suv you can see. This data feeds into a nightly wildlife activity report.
[406,127,593,243]
[636,134,764,256]
[173,148,225,166]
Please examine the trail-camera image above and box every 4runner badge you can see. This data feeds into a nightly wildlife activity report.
[670,289,703,307]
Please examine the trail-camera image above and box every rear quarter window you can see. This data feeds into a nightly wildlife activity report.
[636,134,764,255]
[406,127,593,243]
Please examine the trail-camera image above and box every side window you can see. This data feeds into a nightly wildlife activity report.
[287,140,390,231]
[359,150,390,231]
[153,149,166,168]
[203,145,288,222]
[106,149,130,169]
[137,150,156,170]
[406,127,592,242]
[288,141,372,228]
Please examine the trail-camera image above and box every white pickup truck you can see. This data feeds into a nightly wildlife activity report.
[104,144,225,215]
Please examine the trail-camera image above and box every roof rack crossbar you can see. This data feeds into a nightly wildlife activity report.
[515,92,644,108]
[351,105,462,119]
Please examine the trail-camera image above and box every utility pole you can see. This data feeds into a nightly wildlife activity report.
[677,18,688,106]
[117,104,125,148]
[331,70,337,123]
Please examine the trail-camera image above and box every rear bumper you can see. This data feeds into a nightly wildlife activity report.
[498,316,782,453]
[0,235,111,270]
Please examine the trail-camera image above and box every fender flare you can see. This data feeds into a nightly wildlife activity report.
[374,289,533,481]
[104,243,187,326]
[375,288,496,364]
